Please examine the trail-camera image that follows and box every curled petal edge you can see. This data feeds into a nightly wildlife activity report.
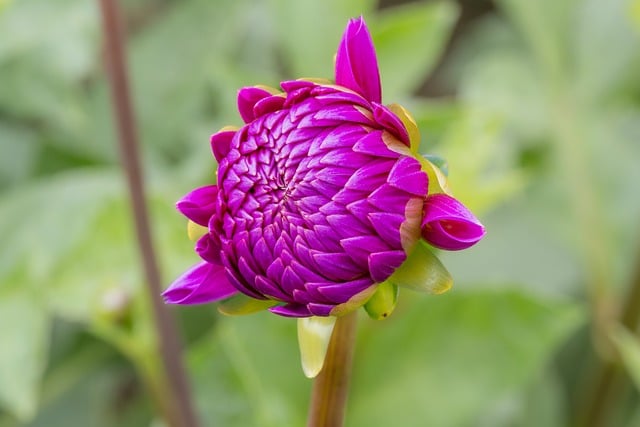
[163,262,238,305]
[176,185,218,227]
[421,193,485,251]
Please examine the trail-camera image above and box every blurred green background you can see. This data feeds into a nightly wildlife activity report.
[1,0,640,426]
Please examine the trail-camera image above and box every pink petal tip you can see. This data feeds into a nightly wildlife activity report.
[335,17,382,103]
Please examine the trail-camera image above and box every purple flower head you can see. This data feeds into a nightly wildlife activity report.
[164,17,485,320]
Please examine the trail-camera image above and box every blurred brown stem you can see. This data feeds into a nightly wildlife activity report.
[307,312,358,427]
[97,1,199,426]
[575,238,640,427]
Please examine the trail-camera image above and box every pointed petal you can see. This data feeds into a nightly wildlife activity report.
[210,127,237,162]
[422,194,485,250]
[368,250,406,282]
[335,17,382,103]
[316,278,374,304]
[176,185,218,226]
[372,103,409,145]
[297,316,337,378]
[269,303,312,317]
[163,262,238,304]
[237,86,275,123]
[388,241,452,294]
[387,156,428,197]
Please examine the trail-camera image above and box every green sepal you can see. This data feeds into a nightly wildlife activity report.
[423,154,449,177]
[329,285,377,317]
[217,294,277,316]
[297,316,336,378]
[388,241,452,294]
[364,281,399,320]
[418,155,451,195]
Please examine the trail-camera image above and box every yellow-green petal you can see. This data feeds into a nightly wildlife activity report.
[419,155,451,195]
[329,285,378,317]
[388,103,420,153]
[187,220,208,242]
[297,77,333,85]
[217,294,277,316]
[364,281,399,320]
[389,240,453,294]
[297,316,336,378]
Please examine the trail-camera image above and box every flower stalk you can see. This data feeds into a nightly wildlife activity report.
[307,311,358,427]
[97,0,199,426]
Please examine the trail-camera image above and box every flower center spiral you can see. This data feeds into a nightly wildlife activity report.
[214,85,426,315]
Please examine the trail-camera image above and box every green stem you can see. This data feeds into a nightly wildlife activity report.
[306,312,358,427]
[550,89,626,427]
[551,92,614,340]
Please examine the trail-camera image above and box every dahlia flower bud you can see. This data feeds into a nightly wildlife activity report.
[164,17,484,321]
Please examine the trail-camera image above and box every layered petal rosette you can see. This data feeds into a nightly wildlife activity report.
[165,18,484,322]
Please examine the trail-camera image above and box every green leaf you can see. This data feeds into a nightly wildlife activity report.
[0,0,112,163]
[495,0,574,82]
[188,314,310,427]
[0,169,123,282]
[611,325,640,391]
[372,1,459,100]
[267,0,376,78]
[0,122,39,188]
[632,0,640,31]
[0,291,48,420]
[349,289,584,427]
[436,108,527,214]
[574,0,640,102]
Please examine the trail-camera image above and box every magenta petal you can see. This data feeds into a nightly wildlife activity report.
[269,303,312,317]
[237,87,273,123]
[335,17,382,103]
[210,130,235,162]
[195,234,221,264]
[176,185,218,226]
[163,262,238,305]
[368,250,405,282]
[316,278,373,303]
[254,95,286,118]
[387,157,428,196]
[421,194,486,251]
[372,103,410,145]
[308,303,335,317]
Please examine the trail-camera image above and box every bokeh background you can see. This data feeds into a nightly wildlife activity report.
[1,0,640,426]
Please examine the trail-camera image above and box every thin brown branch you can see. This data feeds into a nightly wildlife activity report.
[307,312,358,427]
[97,1,200,426]
[575,238,640,427]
